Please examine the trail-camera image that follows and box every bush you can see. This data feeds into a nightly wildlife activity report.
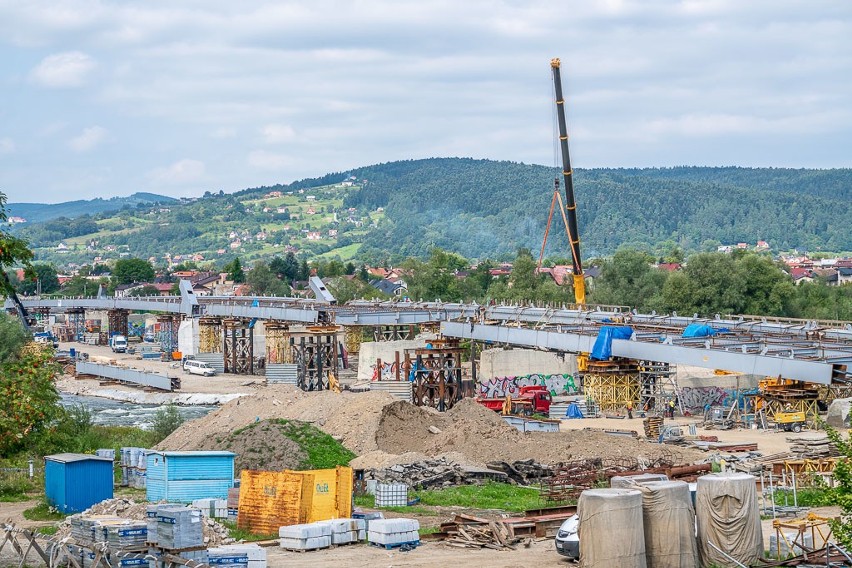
[151,404,185,443]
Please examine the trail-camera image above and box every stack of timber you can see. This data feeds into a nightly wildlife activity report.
[443,520,527,550]
[437,507,577,542]
[787,434,838,458]
[643,416,664,439]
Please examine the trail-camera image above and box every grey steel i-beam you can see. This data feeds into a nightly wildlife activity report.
[440,321,836,385]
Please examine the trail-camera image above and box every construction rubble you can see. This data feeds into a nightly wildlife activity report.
[366,458,553,489]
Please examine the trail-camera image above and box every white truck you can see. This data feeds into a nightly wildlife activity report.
[110,334,128,353]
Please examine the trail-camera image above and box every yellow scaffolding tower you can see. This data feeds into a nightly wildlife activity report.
[198,317,222,353]
[583,360,641,413]
[265,322,292,364]
[343,326,363,356]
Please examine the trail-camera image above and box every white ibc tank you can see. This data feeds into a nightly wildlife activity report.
[696,473,763,567]
[578,488,646,568]
[639,480,698,568]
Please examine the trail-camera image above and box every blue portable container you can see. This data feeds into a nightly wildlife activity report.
[44,453,114,514]
[146,451,236,503]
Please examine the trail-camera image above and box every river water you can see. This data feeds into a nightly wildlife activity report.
[59,394,216,430]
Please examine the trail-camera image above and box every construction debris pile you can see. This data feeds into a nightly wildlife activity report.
[158,386,706,474]
[787,434,839,458]
[365,457,553,489]
[540,457,711,501]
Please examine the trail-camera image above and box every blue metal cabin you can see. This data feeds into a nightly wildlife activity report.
[44,453,114,514]
[146,451,236,503]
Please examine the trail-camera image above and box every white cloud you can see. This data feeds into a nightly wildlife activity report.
[148,159,206,184]
[0,138,15,154]
[29,51,96,88]
[68,126,107,152]
[261,124,296,143]
[248,150,293,170]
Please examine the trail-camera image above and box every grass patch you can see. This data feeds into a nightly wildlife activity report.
[773,487,834,508]
[220,520,278,542]
[357,482,552,514]
[37,526,59,536]
[419,527,440,536]
[23,501,66,522]
[270,419,355,470]
[415,483,544,512]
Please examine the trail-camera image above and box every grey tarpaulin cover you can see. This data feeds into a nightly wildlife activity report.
[578,488,647,568]
[610,473,669,489]
[696,473,763,567]
[636,480,699,568]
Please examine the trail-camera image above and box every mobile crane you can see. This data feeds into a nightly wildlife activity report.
[551,58,586,306]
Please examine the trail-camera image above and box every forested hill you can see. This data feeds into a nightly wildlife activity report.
[8,192,176,224]
[335,159,851,259]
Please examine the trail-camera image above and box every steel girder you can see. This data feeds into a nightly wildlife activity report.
[440,322,838,385]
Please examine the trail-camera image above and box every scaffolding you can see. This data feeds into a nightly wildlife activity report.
[373,325,415,342]
[68,309,86,341]
[582,359,641,413]
[756,379,821,423]
[265,322,292,364]
[223,319,254,375]
[292,326,340,391]
[198,317,222,353]
[157,315,180,354]
[343,326,364,355]
[107,309,129,337]
[638,360,678,416]
[407,339,464,411]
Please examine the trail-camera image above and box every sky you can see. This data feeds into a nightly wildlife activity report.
[1,1,851,203]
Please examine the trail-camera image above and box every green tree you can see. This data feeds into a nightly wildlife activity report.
[112,258,155,285]
[224,258,245,283]
[0,344,62,456]
[0,312,28,363]
[128,284,161,297]
[61,275,108,297]
[591,248,667,310]
[17,263,60,295]
[150,403,185,444]
[0,190,35,300]
[246,261,290,296]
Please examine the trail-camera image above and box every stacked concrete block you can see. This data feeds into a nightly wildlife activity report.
[214,545,267,568]
[367,518,420,547]
[155,507,203,550]
[279,523,332,551]
[191,498,227,519]
[316,518,366,545]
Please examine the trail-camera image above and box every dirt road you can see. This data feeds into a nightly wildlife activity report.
[558,415,806,455]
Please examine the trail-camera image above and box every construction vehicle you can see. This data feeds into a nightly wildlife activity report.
[775,410,806,433]
[0,269,34,332]
[477,385,552,416]
[550,58,585,306]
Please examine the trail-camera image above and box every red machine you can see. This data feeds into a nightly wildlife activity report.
[477,386,553,416]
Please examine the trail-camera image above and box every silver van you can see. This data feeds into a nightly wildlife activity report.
[183,359,216,377]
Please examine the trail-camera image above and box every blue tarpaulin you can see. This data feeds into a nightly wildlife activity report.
[590,326,634,361]
[565,403,584,419]
[682,324,717,338]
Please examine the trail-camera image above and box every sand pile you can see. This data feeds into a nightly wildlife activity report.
[159,387,704,468]
[157,386,397,455]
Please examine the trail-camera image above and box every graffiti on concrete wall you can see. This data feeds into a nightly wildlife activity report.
[477,374,577,398]
[678,386,736,412]
[371,361,399,381]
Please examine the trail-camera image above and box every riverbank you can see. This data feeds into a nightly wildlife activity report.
[57,341,254,406]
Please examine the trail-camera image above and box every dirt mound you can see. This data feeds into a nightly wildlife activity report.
[157,386,396,456]
[193,419,307,472]
[158,385,704,469]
